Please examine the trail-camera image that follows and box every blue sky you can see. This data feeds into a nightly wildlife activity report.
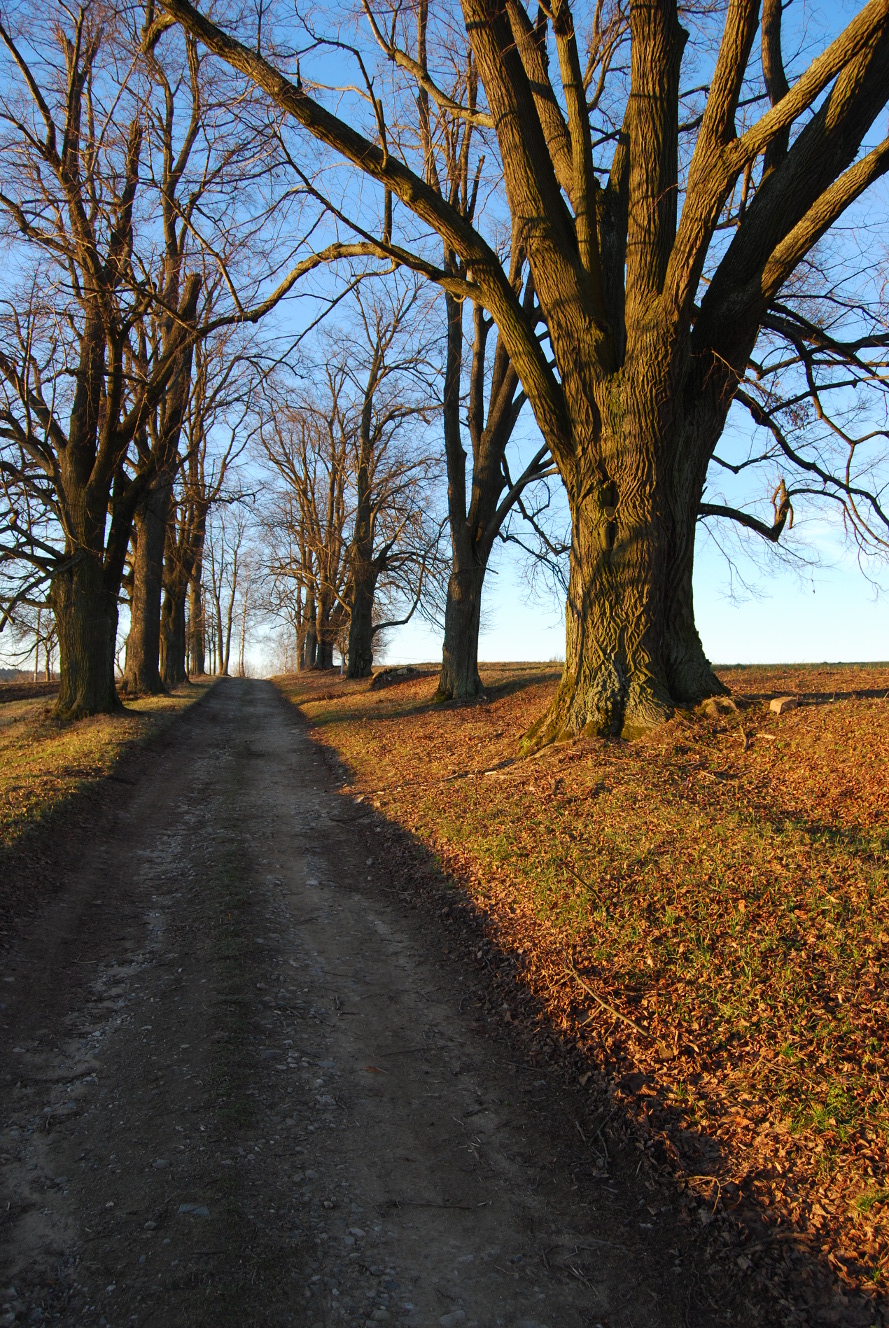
[381,526,889,670]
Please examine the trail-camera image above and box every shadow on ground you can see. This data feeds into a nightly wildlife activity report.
[293,688,886,1328]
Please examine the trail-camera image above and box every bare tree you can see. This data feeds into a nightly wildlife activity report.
[235,549,256,677]
[161,0,889,741]
[155,309,259,685]
[205,502,252,675]
[257,285,444,677]
[1,601,58,680]
[0,6,201,717]
[335,282,443,678]
[0,3,353,717]
[256,491,316,672]
[395,4,556,699]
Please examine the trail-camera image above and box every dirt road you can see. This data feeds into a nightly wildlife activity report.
[1,680,749,1327]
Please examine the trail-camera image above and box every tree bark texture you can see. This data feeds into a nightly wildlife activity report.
[51,553,121,720]
[346,561,378,678]
[122,480,172,696]
[304,587,318,670]
[437,560,487,701]
[434,291,529,701]
[315,633,335,670]
[188,559,206,676]
[160,586,188,687]
[346,390,379,679]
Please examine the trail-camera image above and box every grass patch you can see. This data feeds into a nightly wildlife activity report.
[0,684,210,851]
[275,660,889,1296]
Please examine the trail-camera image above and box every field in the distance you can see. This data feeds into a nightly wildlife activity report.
[277,661,889,1309]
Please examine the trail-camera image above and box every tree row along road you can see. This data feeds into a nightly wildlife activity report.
[0,681,743,1327]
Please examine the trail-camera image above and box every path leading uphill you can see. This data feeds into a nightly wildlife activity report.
[0,679,751,1328]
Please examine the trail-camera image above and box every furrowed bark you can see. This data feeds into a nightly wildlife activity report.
[122,478,172,696]
[160,581,188,686]
[524,347,724,746]
[436,560,487,701]
[51,552,121,720]
[346,566,377,678]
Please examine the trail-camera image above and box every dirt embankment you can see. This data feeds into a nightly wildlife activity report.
[0,681,59,706]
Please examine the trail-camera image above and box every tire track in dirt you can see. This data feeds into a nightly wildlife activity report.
[1,679,746,1326]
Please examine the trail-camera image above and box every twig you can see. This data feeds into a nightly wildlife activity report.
[566,963,655,1043]
[563,861,594,891]
[575,1116,607,1163]
[589,1103,620,1145]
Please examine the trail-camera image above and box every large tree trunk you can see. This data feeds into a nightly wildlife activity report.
[662,467,728,704]
[122,480,171,696]
[435,559,486,701]
[188,557,205,677]
[160,587,188,687]
[433,290,512,704]
[524,409,724,746]
[314,592,336,670]
[51,554,121,720]
[303,589,318,669]
[316,637,335,670]
[346,563,378,678]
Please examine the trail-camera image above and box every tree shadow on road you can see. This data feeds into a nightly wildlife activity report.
[305,707,885,1328]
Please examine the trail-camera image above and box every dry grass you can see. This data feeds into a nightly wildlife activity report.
[276,661,889,1304]
[0,684,210,851]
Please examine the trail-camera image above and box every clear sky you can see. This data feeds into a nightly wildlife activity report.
[381,528,889,670]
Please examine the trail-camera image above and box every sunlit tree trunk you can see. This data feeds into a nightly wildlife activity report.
[345,407,377,678]
[161,0,889,740]
[437,562,487,701]
[346,563,378,678]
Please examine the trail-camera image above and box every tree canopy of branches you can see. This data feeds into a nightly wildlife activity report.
[159,0,889,740]
[258,281,443,674]
[260,389,353,671]
[159,313,259,685]
[0,1,339,716]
